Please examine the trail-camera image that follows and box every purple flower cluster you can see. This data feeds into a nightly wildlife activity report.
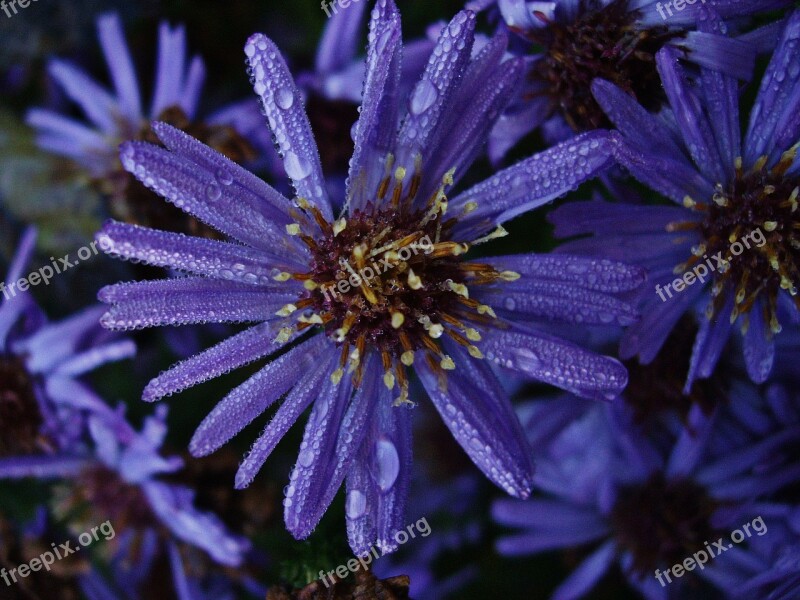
[3,0,799,597]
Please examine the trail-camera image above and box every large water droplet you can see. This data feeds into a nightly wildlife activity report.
[216,167,234,186]
[512,347,541,372]
[284,152,312,180]
[370,437,399,493]
[410,79,438,115]
[345,489,367,519]
[504,297,517,311]
[206,184,222,201]
[276,87,295,110]
[298,449,314,467]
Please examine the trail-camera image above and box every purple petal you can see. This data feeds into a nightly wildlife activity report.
[142,321,301,402]
[245,34,332,220]
[482,325,629,400]
[685,292,735,391]
[234,354,336,489]
[97,12,142,122]
[48,60,117,134]
[418,342,534,498]
[99,278,296,329]
[151,22,189,116]
[0,456,89,479]
[315,0,369,74]
[452,131,615,237]
[743,300,775,383]
[189,336,329,457]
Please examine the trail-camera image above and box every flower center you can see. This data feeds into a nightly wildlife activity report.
[611,473,720,575]
[0,354,42,457]
[672,149,800,332]
[102,106,256,239]
[274,161,515,404]
[526,0,679,132]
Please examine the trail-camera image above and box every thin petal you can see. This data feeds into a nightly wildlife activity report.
[245,34,332,220]
[97,12,142,121]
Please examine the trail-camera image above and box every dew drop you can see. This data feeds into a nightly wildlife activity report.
[206,184,222,201]
[410,79,438,115]
[504,297,516,311]
[370,437,400,493]
[284,152,312,180]
[276,87,295,110]
[216,167,234,186]
[298,449,314,467]
[345,489,367,519]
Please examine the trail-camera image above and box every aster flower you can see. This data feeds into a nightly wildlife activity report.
[96,0,640,555]
[26,12,264,238]
[551,9,800,389]
[473,0,786,161]
[0,227,135,457]
[493,396,800,599]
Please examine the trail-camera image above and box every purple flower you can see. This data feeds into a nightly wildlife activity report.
[476,0,787,161]
[493,396,800,599]
[551,9,800,389]
[96,0,641,554]
[0,227,135,456]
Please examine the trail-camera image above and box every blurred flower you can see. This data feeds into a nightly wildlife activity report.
[95,0,641,555]
[475,0,786,161]
[551,9,800,389]
[26,12,266,238]
[493,396,800,599]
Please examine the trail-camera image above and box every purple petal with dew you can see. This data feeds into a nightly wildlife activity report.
[745,10,800,164]
[142,321,303,402]
[452,131,615,238]
[479,282,639,326]
[151,122,297,226]
[347,0,402,211]
[696,8,741,174]
[97,220,306,279]
[283,371,356,539]
[234,353,336,489]
[418,341,534,498]
[96,12,141,122]
[119,140,293,251]
[481,325,629,400]
[674,30,755,81]
[685,291,735,392]
[485,254,646,294]
[245,34,332,220]
[488,100,548,166]
[423,45,524,200]
[315,0,369,74]
[189,335,329,457]
[54,340,136,377]
[345,383,413,556]
[0,456,89,479]
[395,10,477,173]
[48,60,117,134]
[591,78,685,160]
[551,541,616,600]
[743,300,775,383]
[151,22,188,116]
[656,47,726,183]
[611,135,715,205]
[98,278,297,330]
[144,481,249,567]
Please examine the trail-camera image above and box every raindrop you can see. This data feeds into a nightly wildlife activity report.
[504,297,516,311]
[206,184,222,201]
[298,449,314,467]
[216,168,234,186]
[345,489,367,519]
[276,87,295,110]
[410,79,438,115]
[370,438,399,493]
[284,152,312,180]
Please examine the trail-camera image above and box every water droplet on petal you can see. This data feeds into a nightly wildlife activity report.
[298,449,314,467]
[345,489,367,519]
[216,167,234,186]
[284,152,312,180]
[504,297,516,311]
[370,437,400,493]
[276,87,295,110]
[410,79,438,115]
[206,184,222,201]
